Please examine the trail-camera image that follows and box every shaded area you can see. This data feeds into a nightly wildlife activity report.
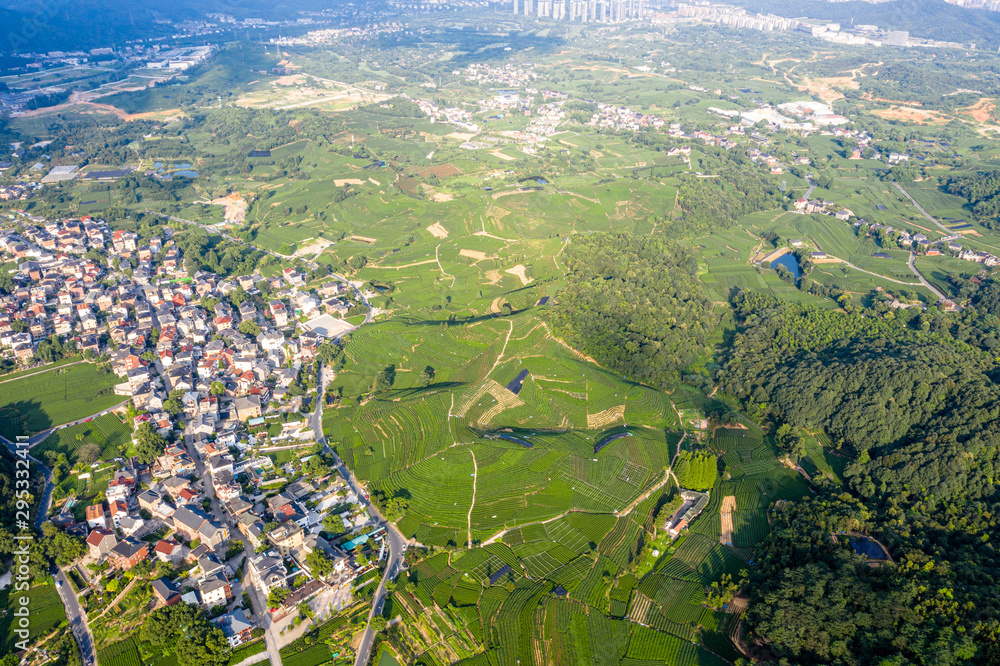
[594,431,632,455]
[505,369,529,396]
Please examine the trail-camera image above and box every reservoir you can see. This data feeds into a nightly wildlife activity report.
[772,252,801,283]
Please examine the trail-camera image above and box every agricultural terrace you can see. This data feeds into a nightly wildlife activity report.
[33,413,132,465]
[0,363,122,441]
[0,583,66,654]
[379,420,815,663]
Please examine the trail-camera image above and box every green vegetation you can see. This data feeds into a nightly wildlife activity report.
[673,451,717,491]
[33,413,132,465]
[550,233,716,388]
[0,583,66,654]
[9,10,1000,666]
[0,363,121,440]
[226,639,266,666]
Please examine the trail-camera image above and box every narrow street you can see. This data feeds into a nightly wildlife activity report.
[55,567,96,665]
[184,430,284,666]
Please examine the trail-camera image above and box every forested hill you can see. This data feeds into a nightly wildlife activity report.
[549,233,716,389]
[719,290,1000,665]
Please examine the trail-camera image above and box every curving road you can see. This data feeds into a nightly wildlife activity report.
[0,434,54,530]
[0,436,94,662]
[308,365,405,666]
[830,257,922,287]
[907,252,953,305]
[330,273,374,326]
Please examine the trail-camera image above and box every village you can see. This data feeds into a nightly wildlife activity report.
[0,211,394,661]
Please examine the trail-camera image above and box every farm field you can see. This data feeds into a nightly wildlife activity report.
[33,413,132,464]
[7,18,1000,666]
[0,584,66,654]
[0,363,123,440]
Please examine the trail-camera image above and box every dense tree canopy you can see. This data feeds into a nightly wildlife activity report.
[550,233,716,388]
[140,603,229,666]
[744,489,990,666]
[947,170,1000,222]
[721,290,1000,665]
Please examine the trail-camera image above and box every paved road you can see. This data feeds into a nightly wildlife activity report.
[0,434,54,529]
[28,401,130,449]
[804,179,817,199]
[0,437,94,662]
[330,273,374,326]
[309,365,405,666]
[907,252,953,305]
[55,567,96,666]
[892,181,953,234]
[831,257,923,287]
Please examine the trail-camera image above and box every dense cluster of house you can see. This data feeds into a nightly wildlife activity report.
[74,436,377,622]
[463,63,536,87]
[0,212,389,636]
[0,183,31,200]
[853,220,1000,266]
[0,214,356,383]
[794,197,854,220]
[75,444,378,618]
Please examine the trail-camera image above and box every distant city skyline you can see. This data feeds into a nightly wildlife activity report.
[512,0,645,22]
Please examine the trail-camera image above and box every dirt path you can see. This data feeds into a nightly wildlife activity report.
[480,509,590,546]
[488,320,514,376]
[539,321,601,366]
[436,244,456,288]
[93,577,138,620]
[467,449,478,548]
[830,256,922,286]
[14,91,182,121]
[369,259,437,270]
[618,433,687,518]
[552,237,569,274]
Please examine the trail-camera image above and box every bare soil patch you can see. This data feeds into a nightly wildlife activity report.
[484,270,503,285]
[427,222,449,239]
[209,193,248,224]
[587,405,625,429]
[506,264,533,286]
[334,178,364,186]
[417,163,463,178]
[720,496,736,545]
[960,97,996,123]
[873,106,948,124]
[460,249,492,262]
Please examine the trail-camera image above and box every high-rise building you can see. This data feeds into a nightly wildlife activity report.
[513,0,519,15]
[525,0,534,15]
